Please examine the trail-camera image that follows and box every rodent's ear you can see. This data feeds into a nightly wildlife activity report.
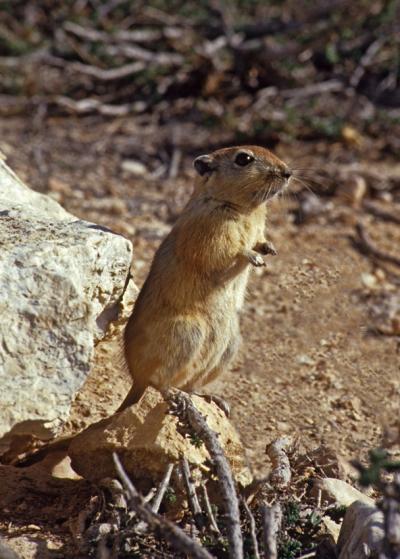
[194,155,215,177]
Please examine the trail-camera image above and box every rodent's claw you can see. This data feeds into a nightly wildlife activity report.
[164,388,189,417]
[256,241,277,256]
[247,252,266,267]
[262,241,277,256]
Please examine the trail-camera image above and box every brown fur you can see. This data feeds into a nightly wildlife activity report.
[119,145,290,410]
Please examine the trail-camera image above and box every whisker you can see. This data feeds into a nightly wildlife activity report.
[265,184,273,201]
[291,167,325,172]
[292,176,319,197]
[293,173,335,193]
[292,171,330,183]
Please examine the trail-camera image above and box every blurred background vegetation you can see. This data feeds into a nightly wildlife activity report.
[0,0,399,151]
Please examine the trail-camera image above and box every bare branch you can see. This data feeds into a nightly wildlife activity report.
[242,498,261,559]
[253,80,344,112]
[69,61,145,81]
[262,503,283,559]
[55,96,132,116]
[105,44,184,66]
[166,389,244,559]
[201,484,221,535]
[64,21,111,43]
[355,222,400,268]
[113,453,214,559]
[266,437,292,490]
[363,201,400,226]
[181,457,205,530]
[115,29,164,43]
[280,80,345,99]
[151,463,174,513]
[168,147,182,179]
[350,38,385,88]
[381,472,400,558]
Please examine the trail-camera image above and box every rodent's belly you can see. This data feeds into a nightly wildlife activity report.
[165,309,238,390]
[125,266,249,392]
[126,292,239,393]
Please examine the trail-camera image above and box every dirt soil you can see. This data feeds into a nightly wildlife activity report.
[0,114,399,557]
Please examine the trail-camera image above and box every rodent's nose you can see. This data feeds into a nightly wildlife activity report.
[282,169,292,179]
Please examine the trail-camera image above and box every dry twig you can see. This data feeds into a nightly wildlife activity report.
[166,389,244,559]
[105,44,183,66]
[168,147,182,180]
[355,222,400,268]
[181,457,205,531]
[69,60,145,81]
[262,503,283,559]
[151,463,174,513]
[55,96,133,116]
[242,498,261,559]
[350,38,385,88]
[113,453,214,559]
[281,79,345,99]
[267,437,292,490]
[200,484,221,535]
[363,201,400,226]
[381,472,400,559]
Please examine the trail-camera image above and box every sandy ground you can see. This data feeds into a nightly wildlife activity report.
[0,115,399,556]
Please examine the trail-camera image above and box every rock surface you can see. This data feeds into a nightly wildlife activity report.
[0,156,133,452]
[69,387,252,486]
[337,501,384,558]
[313,477,375,508]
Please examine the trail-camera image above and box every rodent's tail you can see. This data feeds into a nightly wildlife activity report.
[116,383,146,412]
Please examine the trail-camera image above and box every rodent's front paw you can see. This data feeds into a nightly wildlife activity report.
[256,241,277,256]
[246,251,266,267]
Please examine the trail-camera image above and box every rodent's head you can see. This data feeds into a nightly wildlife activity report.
[193,145,291,209]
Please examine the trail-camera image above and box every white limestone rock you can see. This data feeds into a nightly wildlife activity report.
[0,156,133,452]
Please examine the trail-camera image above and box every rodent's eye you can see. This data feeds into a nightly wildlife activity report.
[234,152,255,167]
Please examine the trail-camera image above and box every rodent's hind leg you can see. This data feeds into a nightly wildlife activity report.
[253,240,277,256]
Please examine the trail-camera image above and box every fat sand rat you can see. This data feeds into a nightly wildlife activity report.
[119,145,291,411]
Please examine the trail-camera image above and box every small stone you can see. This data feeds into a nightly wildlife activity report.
[51,455,82,480]
[313,478,374,508]
[297,354,315,366]
[121,160,148,176]
[361,272,378,290]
